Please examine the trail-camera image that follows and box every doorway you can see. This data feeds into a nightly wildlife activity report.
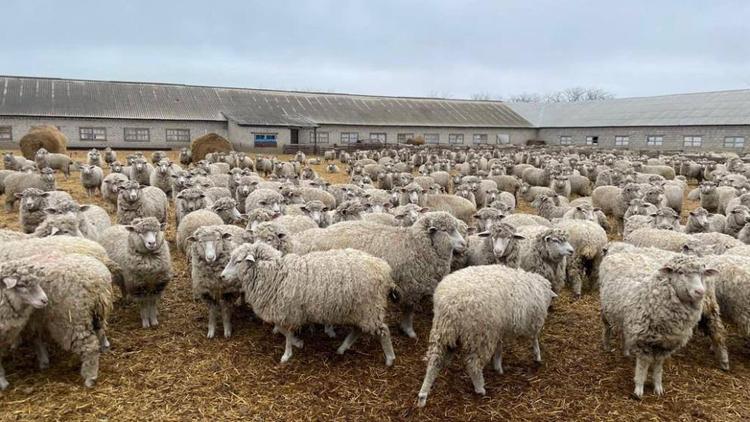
[290,129,299,145]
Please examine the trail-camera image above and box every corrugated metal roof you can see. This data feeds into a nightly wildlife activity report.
[0,76,531,128]
[507,89,750,128]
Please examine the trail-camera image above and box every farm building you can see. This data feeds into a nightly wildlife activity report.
[0,75,748,153]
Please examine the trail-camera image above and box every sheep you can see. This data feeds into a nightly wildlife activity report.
[502,226,574,293]
[623,214,659,238]
[592,184,641,235]
[623,198,658,220]
[189,226,243,338]
[417,264,555,407]
[176,209,224,254]
[175,187,212,225]
[129,157,154,186]
[32,213,84,237]
[269,215,318,235]
[421,194,476,225]
[116,180,168,225]
[688,232,744,254]
[293,212,466,338]
[599,254,715,398]
[473,207,507,232]
[326,163,340,173]
[149,160,175,196]
[103,147,117,166]
[247,221,295,254]
[3,152,34,171]
[100,218,172,328]
[698,181,720,213]
[17,253,113,388]
[245,208,278,231]
[329,200,365,225]
[101,172,129,209]
[0,258,49,390]
[561,202,597,222]
[392,204,429,227]
[685,207,726,233]
[87,149,103,167]
[717,186,738,215]
[554,219,608,297]
[703,255,750,347]
[4,168,56,212]
[654,207,681,231]
[502,213,551,228]
[79,164,103,197]
[179,148,192,165]
[518,183,555,203]
[16,188,72,233]
[150,151,167,164]
[210,197,244,224]
[245,188,286,215]
[535,194,570,220]
[633,163,676,180]
[459,223,522,268]
[625,228,691,252]
[569,173,592,196]
[724,205,750,237]
[222,242,397,365]
[550,175,571,198]
[34,148,72,179]
[725,193,750,215]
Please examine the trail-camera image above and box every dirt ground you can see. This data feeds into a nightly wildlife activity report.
[1,150,749,421]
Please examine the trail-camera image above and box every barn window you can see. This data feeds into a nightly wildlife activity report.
[124,128,150,142]
[473,134,488,144]
[309,132,329,144]
[369,133,387,143]
[646,135,663,146]
[683,136,702,147]
[424,133,440,144]
[497,134,510,144]
[397,133,414,143]
[560,136,573,145]
[0,126,11,141]
[724,136,745,148]
[340,132,358,144]
[254,133,277,148]
[166,129,190,142]
[449,134,464,144]
[80,127,107,141]
[614,136,629,146]
[586,136,598,145]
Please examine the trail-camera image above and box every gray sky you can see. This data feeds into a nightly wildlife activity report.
[2,0,748,99]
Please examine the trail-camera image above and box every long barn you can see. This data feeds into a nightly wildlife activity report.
[0,75,748,153]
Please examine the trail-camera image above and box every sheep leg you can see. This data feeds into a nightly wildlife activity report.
[148,296,159,327]
[532,336,542,363]
[417,349,448,408]
[324,324,337,338]
[632,355,652,399]
[207,304,218,339]
[601,313,612,351]
[337,328,361,355]
[399,308,417,339]
[97,331,111,353]
[221,302,233,338]
[0,359,7,391]
[493,342,504,374]
[279,328,296,363]
[378,326,396,367]
[652,357,665,396]
[465,359,486,395]
[139,301,151,329]
[33,337,50,369]
[80,351,100,388]
[699,307,729,371]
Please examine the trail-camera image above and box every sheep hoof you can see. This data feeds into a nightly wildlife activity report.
[141,320,151,329]
[207,329,215,339]
[84,378,97,388]
[400,326,417,339]
[474,387,486,396]
[417,394,428,408]
[280,352,292,363]
[720,361,730,371]
[385,357,395,367]
[654,385,664,396]
[631,388,643,400]
[224,329,232,338]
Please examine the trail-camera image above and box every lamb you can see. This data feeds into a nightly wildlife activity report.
[417,265,555,407]
[245,188,286,215]
[0,258,49,390]
[724,205,750,237]
[535,194,570,220]
[16,188,73,233]
[116,180,168,225]
[34,148,73,179]
[175,187,212,225]
[101,172,129,208]
[79,164,104,197]
[189,226,243,338]
[599,254,714,398]
[293,212,466,338]
[176,209,224,254]
[4,168,56,212]
[685,207,726,234]
[100,218,172,328]
[222,242,397,365]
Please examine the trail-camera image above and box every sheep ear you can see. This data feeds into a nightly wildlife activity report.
[659,265,675,275]
[703,268,719,277]
[199,193,206,198]
[2,277,18,289]
[512,234,525,240]
[44,208,56,214]
[186,235,196,242]
[124,225,136,232]
[14,193,24,199]
[383,202,392,209]
[477,231,490,238]
[321,207,329,212]
[245,255,256,263]
[277,232,287,239]
[222,233,233,240]
[160,223,167,231]
[50,227,60,236]
[79,205,90,212]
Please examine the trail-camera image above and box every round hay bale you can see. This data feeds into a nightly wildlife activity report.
[19,126,68,159]
[190,133,233,162]
[406,135,425,146]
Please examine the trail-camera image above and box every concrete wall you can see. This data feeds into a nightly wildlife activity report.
[0,116,227,150]
[228,121,291,153]
[537,125,750,152]
[297,125,538,147]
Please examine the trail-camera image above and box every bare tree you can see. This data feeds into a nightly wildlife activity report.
[506,92,542,103]
[507,87,615,103]
[470,92,497,101]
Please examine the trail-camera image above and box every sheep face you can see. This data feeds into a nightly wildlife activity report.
[16,189,47,212]
[570,204,597,222]
[176,189,208,213]
[541,229,574,260]
[189,228,233,264]
[402,183,423,205]
[212,198,243,224]
[729,206,750,226]
[699,182,717,195]
[688,208,709,230]
[126,218,166,253]
[245,208,277,231]
[0,272,48,310]
[41,214,84,237]
[40,168,55,183]
[155,161,171,175]
[422,213,466,253]
[474,208,505,232]
[481,223,523,258]
[222,242,280,281]
[659,257,713,305]
[655,208,680,230]
[249,223,289,253]
[118,181,143,203]
[300,201,328,227]
[110,162,124,173]
[333,200,365,222]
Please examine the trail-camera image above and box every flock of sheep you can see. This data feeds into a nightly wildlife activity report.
[1,144,750,408]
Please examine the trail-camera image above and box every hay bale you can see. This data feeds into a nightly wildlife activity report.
[406,135,425,146]
[190,133,233,162]
[19,126,68,159]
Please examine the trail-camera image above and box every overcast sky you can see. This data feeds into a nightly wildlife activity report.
[2,0,748,99]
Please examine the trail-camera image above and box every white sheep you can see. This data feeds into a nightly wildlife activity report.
[176,209,224,254]
[116,180,168,225]
[79,164,104,197]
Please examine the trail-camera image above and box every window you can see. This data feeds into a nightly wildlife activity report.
[369,132,387,143]
[683,136,702,147]
[646,135,663,146]
[0,126,11,141]
[586,136,599,145]
[473,134,488,144]
[309,132,329,144]
[397,133,414,143]
[165,129,190,142]
[497,134,510,144]
[340,132,358,144]
[424,133,440,144]
[449,134,464,144]
[614,136,629,146]
[254,133,277,148]
[559,136,573,145]
[124,128,150,142]
[724,136,745,149]
[80,127,107,141]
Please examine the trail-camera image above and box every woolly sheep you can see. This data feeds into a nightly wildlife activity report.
[293,212,466,338]
[149,160,175,196]
[502,226,574,293]
[703,255,750,347]
[685,207,726,234]
[100,218,171,328]
[0,257,49,390]
[724,205,750,237]
[32,213,84,237]
[270,215,318,235]
[79,164,103,197]
[175,187,212,225]
[417,265,555,406]
[34,149,72,179]
[16,188,72,233]
[554,219,608,297]
[176,209,224,254]
[3,152,34,171]
[502,213,551,228]
[129,157,153,186]
[210,197,244,224]
[116,180,168,225]
[87,149,103,167]
[101,173,129,208]
[222,242,397,365]
[600,254,715,397]
[518,183,555,203]
[4,168,56,212]
[245,188,286,215]
[592,184,640,235]
[247,221,295,254]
